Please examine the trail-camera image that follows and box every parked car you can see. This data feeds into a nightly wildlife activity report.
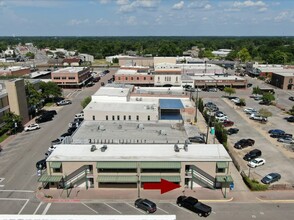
[234,138,255,149]
[254,96,263,101]
[231,98,240,104]
[259,100,271,105]
[204,102,216,108]
[56,99,72,106]
[222,120,234,127]
[60,132,71,138]
[86,82,95,87]
[35,115,53,123]
[36,159,47,170]
[68,127,77,134]
[243,149,262,161]
[207,87,218,92]
[277,137,294,144]
[261,173,281,184]
[134,199,157,213]
[249,114,267,122]
[244,108,257,115]
[248,158,266,168]
[188,136,205,143]
[44,110,57,116]
[268,129,285,135]
[270,133,292,139]
[176,196,212,217]
[215,115,228,121]
[215,111,225,117]
[289,96,294,101]
[24,123,40,132]
[286,116,294,122]
[250,94,263,99]
[74,112,84,119]
[227,128,239,135]
[93,77,101,82]
[51,137,65,145]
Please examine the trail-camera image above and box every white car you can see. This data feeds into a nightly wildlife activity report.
[231,98,240,103]
[248,158,266,168]
[24,123,40,132]
[249,114,267,122]
[215,115,228,121]
[244,108,257,114]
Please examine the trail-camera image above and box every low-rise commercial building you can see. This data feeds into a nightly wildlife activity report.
[0,66,30,76]
[51,67,92,88]
[114,67,154,86]
[271,71,294,90]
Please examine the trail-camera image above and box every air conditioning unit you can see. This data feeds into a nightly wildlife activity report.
[101,145,107,152]
[90,145,97,152]
[174,144,179,152]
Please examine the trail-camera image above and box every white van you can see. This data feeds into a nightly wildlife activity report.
[74,113,84,119]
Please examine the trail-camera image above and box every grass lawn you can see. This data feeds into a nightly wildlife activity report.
[0,133,9,143]
[92,59,110,65]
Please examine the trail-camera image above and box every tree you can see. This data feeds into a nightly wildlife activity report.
[288,106,294,116]
[39,81,62,100]
[112,58,119,64]
[237,48,251,62]
[252,86,262,95]
[198,97,204,113]
[268,50,288,64]
[81,96,91,108]
[226,50,238,61]
[238,98,246,106]
[223,87,236,96]
[262,92,275,103]
[258,108,272,118]
[25,52,35,59]
[25,82,43,107]
[2,112,23,134]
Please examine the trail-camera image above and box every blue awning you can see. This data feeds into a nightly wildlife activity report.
[159,99,184,109]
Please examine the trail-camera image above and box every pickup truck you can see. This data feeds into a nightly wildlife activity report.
[176,196,212,217]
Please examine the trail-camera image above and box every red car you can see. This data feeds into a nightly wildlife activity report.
[222,120,234,127]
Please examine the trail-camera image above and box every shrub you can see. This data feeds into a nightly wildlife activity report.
[242,175,268,191]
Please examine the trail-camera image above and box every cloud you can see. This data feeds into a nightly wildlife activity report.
[172,1,184,10]
[233,0,266,8]
[274,11,289,22]
[118,0,159,13]
[126,16,137,25]
[99,0,111,4]
[4,0,62,8]
[258,7,267,12]
[116,0,129,5]
[188,0,212,10]
[0,1,5,8]
[68,19,89,26]
[202,17,208,21]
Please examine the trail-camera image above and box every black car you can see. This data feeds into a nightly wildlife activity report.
[261,173,281,184]
[67,126,77,134]
[259,100,271,105]
[287,116,294,122]
[243,149,262,161]
[227,128,239,135]
[289,96,294,101]
[35,115,53,123]
[134,199,157,213]
[270,133,292,139]
[60,132,71,138]
[36,159,47,170]
[234,138,255,149]
[188,136,205,143]
[177,196,212,217]
[42,110,57,117]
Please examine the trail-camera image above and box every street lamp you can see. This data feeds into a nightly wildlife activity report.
[223,176,228,198]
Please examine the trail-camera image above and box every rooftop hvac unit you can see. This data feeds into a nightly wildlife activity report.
[101,145,107,152]
[90,145,97,152]
[174,144,179,152]
[184,143,188,152]
[99,125,105,131]
[146,105,150,109]
[136,97,139,101]
[138,123,144,129]
[139,97,142,101]
[159,130,167,135]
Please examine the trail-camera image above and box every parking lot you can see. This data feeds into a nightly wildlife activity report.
[202,86,294,186]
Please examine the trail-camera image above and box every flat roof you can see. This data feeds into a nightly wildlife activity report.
[159,99,184,109]
[72,121,187,144]
[52,67,87,74]
[85,101,158,113]
[47,143,231,162]
[272,70,294,76]
[92,87,130,97]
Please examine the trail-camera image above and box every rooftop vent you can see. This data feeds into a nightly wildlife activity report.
[90,145,97,152]
[159,130,167,135]
[101,145,107,152]
[98,125,105,131]
[137,123,144,130]
[174,144,179,152]
[184,143,188,152]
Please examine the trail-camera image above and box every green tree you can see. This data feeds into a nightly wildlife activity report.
[262,92,275,104]
[239,98,246,106]
[25,82,43,107]
[81,96,91,108]
[39,81,62,101]
[112,58,119,63]
[288,106,294,116]
[2,112,23,134]
[258,108,272,118]
[268,50,288,64]
[237,48,251,62]
[252,86,262,95]
[198,97,204,113]
[223,87,236,96]
[25,52,35,59]
[226,50,238,61]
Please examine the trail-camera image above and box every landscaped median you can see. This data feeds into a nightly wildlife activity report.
[241,171,268,191]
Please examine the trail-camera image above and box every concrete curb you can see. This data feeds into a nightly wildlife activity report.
[256,197,294,203]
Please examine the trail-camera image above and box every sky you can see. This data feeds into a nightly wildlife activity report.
[0,0,293,36]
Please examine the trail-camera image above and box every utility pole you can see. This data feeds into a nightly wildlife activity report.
[194,86,199,123]
[206,114,211,144]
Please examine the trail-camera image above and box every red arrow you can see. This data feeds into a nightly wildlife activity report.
[143,179,180,194]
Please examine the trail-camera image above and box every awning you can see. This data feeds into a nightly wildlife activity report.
[51,162,62,169]
[216,162,228,169]
[96,162,137,169]
[141,176,181,182]
[215,175,234,183]
[38,174,63,183]
[97,175,138,183]
[140,162,181,169]
[159,99,184,109]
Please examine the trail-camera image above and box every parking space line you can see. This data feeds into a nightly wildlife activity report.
[104,203,122,214]
[170,203,193,214]
[157,206,169,214]
[42,203,51,215]
[0,190,34,193]
[125,202,145,214]
[33,202,43,215]
[0,198,28,201]
[18,199,29,215]
[82,203,98,214]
